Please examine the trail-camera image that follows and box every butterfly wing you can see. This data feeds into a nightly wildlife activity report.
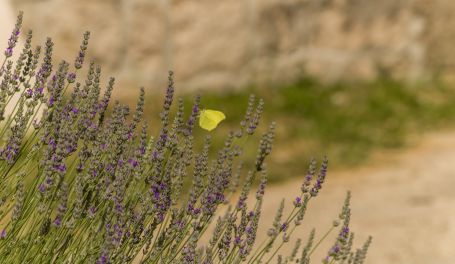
[199,109,226,131]
[199,111,217,131]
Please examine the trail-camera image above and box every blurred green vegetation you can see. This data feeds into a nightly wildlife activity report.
[137,77,455,183]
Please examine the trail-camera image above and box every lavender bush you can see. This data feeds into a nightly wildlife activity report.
[0,13,371,263]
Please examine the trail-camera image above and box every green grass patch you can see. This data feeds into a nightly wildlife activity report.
[137,77,455,183]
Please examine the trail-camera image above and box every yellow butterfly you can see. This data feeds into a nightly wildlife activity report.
[199,109,226,131]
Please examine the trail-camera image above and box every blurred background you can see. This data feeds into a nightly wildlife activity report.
[3,0,455,263]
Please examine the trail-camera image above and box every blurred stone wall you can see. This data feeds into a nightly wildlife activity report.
[4,0,453,91]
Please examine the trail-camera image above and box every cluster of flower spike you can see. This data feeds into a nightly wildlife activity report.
[0,13,371,264]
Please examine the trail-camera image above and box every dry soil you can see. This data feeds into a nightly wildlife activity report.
[257,131,455,263]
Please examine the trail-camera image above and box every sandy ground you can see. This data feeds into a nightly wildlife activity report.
[255,131,455,263]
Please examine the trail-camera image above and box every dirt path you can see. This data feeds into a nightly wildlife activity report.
[256,131,455,263]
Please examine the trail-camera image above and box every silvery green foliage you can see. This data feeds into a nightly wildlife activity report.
[0,13,371,263]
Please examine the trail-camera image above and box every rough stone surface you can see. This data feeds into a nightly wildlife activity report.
[2,0,455,91]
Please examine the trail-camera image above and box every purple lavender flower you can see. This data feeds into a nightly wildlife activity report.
[96,253,108,264]
[128,158,138,168]
[184,96,200,136]
[88,206,97,217]
[234,236,242,245]
[74,32,90,69]
[5,47,13,57]
[54,163,66,173]
[36,86,44,95]
[0,19,370,263]
[67,72,76,83]
[310,157,328,197]
[53,217,62,227]
[25,88,33,98]
[49,96,55,107]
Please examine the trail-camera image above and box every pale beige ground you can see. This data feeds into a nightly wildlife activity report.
[256,131,455,263]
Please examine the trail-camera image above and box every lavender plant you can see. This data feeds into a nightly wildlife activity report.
[0,13,371,263]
